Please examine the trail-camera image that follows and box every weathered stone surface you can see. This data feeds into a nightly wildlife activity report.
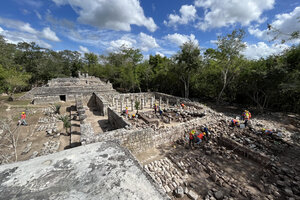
[21,76,116,104]
[0,141,169,200]
[21,142,32,155]
[214,190,224,200]
[174,186,184,198]
[30,151,39,159]
[284,188,294,196]
[186,189,198,200]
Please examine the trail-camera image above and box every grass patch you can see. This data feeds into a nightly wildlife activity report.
[0,95,8,101]
[0,92,30,106]
[8,100,31,106]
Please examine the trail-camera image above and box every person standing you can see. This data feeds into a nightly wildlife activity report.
[242,110,251,126]
[20,112,28,126]
[154,104,158,114]
[189,130,196,148]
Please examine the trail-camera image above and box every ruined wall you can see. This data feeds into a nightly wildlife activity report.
[153,92,188,105]
[33,96,60,105]
[19,76,117,103]
[108,107,131,129]
[93,93,109,116]
[82,116,209,154]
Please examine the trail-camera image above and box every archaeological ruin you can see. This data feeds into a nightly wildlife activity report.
[20,72,117,104]
[0,75,299,200]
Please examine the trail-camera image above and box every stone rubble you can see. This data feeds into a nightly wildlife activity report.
[144,158,186,193]
[21,142,32,155]
[40,141,60,156]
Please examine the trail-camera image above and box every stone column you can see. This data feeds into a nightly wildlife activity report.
[159,97,162,107]
[131,99,134,111]
[125,98,128,107]
[141,98,144,110]
[120,101,123,113]
[115,99,118,110]
[145,97,148,107]
[112,97,115,106]
[150,97,154,108]
[166,98,169,108]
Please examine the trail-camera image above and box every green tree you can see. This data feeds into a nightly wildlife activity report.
[209,29,246,103]
[174,41,202,98]
[58,115,71,135]
[267,17,300,44]
[135,100,140,114]
[101,46,143,92]
[0,65,31,98]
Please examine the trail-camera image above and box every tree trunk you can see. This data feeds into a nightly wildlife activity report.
[182,74,190,99]
[217,69,228,104]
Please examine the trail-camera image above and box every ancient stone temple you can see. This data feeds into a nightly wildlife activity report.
[20,72,117,104]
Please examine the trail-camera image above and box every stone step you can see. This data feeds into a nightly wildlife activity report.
[70,110,81,147]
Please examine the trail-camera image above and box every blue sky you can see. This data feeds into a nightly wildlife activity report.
[0,0,299,59]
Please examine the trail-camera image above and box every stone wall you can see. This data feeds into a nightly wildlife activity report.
[103,92,155,112]
[33,96,60,104]
[108,107,131,129]
[82,116,209,154]
[19,76,117,103]
[153,92,188,105]
[93,93,109,116]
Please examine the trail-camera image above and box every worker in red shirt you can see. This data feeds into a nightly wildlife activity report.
[231,119,240,127]
[189,130,196,148]
[195,132,206,144]
[181,103,185,109]
[20,112,28,126]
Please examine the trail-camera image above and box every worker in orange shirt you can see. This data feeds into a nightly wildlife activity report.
[231,119,240,127]
[20,112,28,126]
[195,132,206,144]
[181,103,185,109]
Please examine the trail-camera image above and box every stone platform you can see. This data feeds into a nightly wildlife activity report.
[0,141,169,200]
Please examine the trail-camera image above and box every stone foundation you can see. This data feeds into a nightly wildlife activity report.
[82,116,208,154]
[108,107,131,129]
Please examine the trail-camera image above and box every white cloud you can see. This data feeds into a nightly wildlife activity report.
[0,17,61,48]
[248,6,300,44]
[242,42,289,59]
[155,52,165,57]
[195,0,274,30]
[139,32,159,52]
[164,5,197,27]
[41,27,60,42]
[106,33,160,53]
[164,33,199,47]
[79,45,89,53]
[0,26,52,48]
[107,35,137,52]
[0,17,37,34]
[52,0,157,32]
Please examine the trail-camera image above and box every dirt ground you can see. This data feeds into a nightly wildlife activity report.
[0,96,72,164]
[85,106,112,133]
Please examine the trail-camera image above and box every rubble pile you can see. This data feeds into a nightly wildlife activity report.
[144,158,186,193]
[128,105,206,130]
[35,123,57,132]
[141,107,300,199]
[40,140,60,156]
